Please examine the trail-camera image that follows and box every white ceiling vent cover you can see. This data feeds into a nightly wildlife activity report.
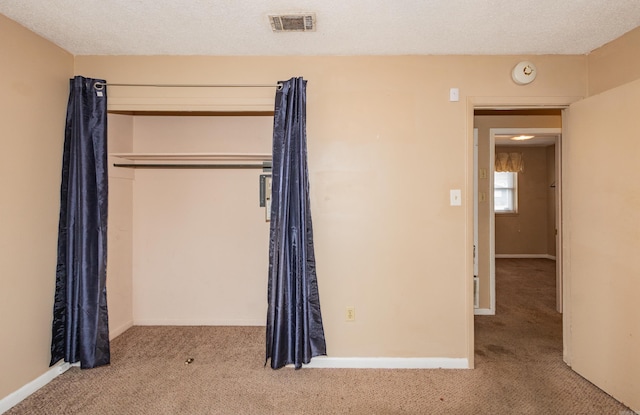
[269,13,316,32]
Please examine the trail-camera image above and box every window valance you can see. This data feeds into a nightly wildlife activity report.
[495,152,524,173]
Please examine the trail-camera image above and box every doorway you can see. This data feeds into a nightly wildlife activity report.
[473,110,562,316]
[472,108,565,368]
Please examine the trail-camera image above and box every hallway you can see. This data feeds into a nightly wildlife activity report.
[474,258,628,413]
[475,258,560,361]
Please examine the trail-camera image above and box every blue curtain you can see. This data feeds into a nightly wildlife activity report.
[265,77,327,369]
[50,76,110,369]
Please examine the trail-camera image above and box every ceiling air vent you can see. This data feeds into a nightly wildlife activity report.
[269,13,316,32]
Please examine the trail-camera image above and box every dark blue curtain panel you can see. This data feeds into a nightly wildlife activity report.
[50,76,110,369]
[265,77,327,369]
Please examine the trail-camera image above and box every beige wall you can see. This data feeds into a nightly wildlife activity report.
[474,115,561,309]
[0,16,73,400]
[2,14,639,409]
[128,115,272,325]
[107,114,134,338]
[74,55,586,361]
[588,26,640,96]
[494,145,551,255]
[565,77,640,412]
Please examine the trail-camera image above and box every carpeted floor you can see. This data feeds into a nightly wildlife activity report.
[5,259,632,414]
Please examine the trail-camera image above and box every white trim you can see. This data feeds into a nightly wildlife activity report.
[302,357,470,369]
[474,308,495,315]
[495,254,556,260]
[489,131,496,315]
[555,131,563,314]
[133,319,265,326]
[110,152,272,162]
[473,129,479,277]
[109,320,134,340]
[0,361,76,414]
[1,322,135,413]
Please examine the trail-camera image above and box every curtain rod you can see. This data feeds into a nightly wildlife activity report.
[113,163,272,170]
[94,82,282,91]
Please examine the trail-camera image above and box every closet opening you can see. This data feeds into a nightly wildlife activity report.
[106,110,274,339]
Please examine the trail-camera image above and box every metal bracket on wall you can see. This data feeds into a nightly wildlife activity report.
[259,174,272,222]
[259,174,271,207]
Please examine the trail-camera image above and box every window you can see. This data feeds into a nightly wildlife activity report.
[494,172,517,213]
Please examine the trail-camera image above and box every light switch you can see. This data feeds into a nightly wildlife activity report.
[450,189,462,206]
[479,192,486,202]
[479,168,487,179]
[449,88,459,102]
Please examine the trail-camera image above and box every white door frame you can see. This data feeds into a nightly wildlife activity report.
[473,129,479,309]
[465,95,577,368]
[483,127,562,316]
[554,131,563,313]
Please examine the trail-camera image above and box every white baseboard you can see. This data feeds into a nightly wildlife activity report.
[109,320,134,340]
[133,318,265,326]
[474,308,495,315]
[302,357,470,369]
[2,321,133,414]
[495,254,556,260]
[0,361,78,414]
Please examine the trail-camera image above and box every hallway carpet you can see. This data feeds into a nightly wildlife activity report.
[5,259,632,414]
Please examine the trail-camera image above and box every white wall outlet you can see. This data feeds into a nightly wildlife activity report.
[450,189,462,206]
[346,306,356,321]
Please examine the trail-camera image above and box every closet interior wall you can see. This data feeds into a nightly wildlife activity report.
[107,113,273,333]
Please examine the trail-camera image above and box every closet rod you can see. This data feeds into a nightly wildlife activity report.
[113,163,271,169]
[94,82,282,90]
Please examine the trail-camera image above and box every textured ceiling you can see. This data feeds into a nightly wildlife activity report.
[2,0,640,56]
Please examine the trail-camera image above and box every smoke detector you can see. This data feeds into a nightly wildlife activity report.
[511,61,537,85]
[269,13,316,32]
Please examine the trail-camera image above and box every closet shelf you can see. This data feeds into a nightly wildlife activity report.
[109,153,271,162]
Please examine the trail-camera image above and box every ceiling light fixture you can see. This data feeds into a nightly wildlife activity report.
[510,135,535,141]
